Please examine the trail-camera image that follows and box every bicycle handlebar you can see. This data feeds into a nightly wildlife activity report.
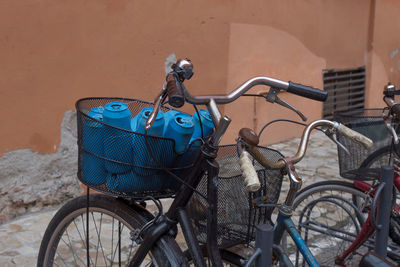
[182,77,327,105]
[147,66,327,145]
[239,120,373,192]
[150,56,327,128]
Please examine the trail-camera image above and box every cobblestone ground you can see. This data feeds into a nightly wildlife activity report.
[0,131,341,266]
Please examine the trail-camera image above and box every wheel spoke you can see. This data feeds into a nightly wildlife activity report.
[61,228,87,266]
[110,222,126,265]
[74,215,95,266]
[91,211,108,267]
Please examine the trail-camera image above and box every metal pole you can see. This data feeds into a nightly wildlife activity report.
[375,165,394,257]
[255,223,274,267]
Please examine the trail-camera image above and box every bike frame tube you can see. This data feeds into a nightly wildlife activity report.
[178,208,206,267]
[335,213,375,266]
[274,213,320,267]
[206,158,223,267]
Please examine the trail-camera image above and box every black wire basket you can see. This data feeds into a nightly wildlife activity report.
[334,108,393,180]
[186,144,284,248]
[76,97,199,199]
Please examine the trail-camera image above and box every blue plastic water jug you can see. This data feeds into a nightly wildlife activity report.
[88,106,104,118]
[164,112,194,153]
[162,110,179,135]
[189,109,214,144]
[106,170,168,193]
[132,107,166,178]
[103,102,131,130]
[82,113,107,185]
[103,101,132,174]
[104,133,133,174]
[134,107,165,136]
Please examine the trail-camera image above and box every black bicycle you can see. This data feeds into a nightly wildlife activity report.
[37,58,331,266]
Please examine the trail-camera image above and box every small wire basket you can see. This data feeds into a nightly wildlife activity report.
[186,144,284,248]
[76,97,198,199]
[334,108,392,180]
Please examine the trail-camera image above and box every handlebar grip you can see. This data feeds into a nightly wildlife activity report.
[240,151,261,192]
[166,75,185,108]
[287,82,328,102]
[337,123,373,149]
[392,103,400,118]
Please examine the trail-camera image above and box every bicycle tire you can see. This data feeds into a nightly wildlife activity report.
[285,180,370,267]
[360,145,398,170]
[37,194,187,267]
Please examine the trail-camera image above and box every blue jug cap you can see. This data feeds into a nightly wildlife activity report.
[141,107,164,120]
[86,113,103,127]
[90,106,104,115]
[174,114,194,129]
[199,109,212,122]
[91,113,103,121]
[105,102,128,112]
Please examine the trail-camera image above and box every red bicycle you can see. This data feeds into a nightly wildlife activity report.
[287,84,400,266]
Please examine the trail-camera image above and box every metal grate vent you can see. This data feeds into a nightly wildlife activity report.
[322,66,366,120]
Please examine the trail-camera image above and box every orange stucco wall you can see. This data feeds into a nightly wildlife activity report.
[0,0,397,155]
[366,0,400,108]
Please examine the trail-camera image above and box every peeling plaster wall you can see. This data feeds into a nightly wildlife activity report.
[366,0,400,107]
[0,111,80,223]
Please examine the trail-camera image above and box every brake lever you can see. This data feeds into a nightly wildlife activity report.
[275,97,308,122]
[264,88,307,121]
[324,128,351,155]
[145,88,167,131]
[144,53,177,131]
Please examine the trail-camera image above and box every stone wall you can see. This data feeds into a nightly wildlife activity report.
[0,111,81,223]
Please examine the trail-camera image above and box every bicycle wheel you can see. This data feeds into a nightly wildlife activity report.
[285,181,370,267]
[37,194,187,267]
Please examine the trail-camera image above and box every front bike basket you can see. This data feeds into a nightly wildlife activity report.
[76,97,199,199]
[186,144,284,248]
[334,108,394,180]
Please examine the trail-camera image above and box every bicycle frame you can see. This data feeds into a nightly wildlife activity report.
[250,158,322,267]
[273,210,320,267]
[128,141,224,267]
